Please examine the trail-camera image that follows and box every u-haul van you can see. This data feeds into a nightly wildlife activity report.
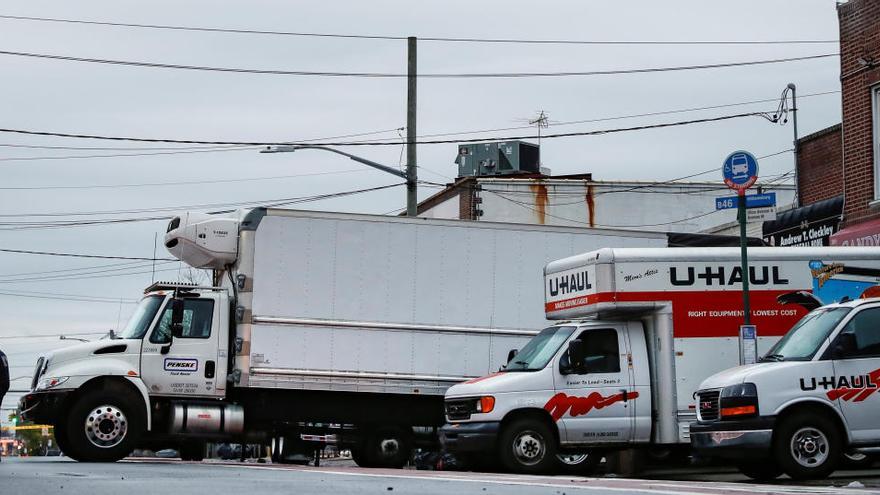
[440,247,880,474]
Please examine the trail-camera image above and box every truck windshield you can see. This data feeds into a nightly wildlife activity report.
[506,326,575,372]
[118,296,165,340]
[762,307,852,361]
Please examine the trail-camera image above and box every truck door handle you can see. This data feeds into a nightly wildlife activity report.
[205,360,216,379]
[620,389,629,402]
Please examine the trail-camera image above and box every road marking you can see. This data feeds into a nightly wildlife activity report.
[123,460,880,495]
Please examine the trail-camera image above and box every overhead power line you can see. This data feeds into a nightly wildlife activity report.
[0,49,838,78]
[0,289,140,304]
[0,331,106,340]
[0,14,840,45]
[0,169,369,190]
[410,91,839,141]
[0,111,775,147]
[0,247,174,261]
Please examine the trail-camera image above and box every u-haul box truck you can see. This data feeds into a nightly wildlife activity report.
[440,247,880,474]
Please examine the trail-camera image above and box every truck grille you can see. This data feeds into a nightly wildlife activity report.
[445,399,476,421]
[697,390,721,422]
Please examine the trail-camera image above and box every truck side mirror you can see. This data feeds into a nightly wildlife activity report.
[507,349,518,363]
[832,332,857,359]
[170,299,185,338]
[568,339,586,372]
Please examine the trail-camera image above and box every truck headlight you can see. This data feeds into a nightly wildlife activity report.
[36,376,69,391]
[720,382,758,419]
[475,396,495,414]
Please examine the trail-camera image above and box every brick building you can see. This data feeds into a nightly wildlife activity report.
[785,0,880,246]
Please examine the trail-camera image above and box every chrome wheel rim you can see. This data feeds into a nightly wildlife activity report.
[790,427,829,468]
[845,451,867,462]
[512,430,546,466]
[378,437,400,458]
[84,404,128,449]
[557,453,589,465]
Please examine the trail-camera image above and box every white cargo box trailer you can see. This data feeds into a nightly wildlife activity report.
[235,209,666,395]
[441,247,880,473]
[20,208,667,465]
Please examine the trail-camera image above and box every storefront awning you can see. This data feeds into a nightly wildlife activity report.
[763,195,843,247]
[831,216,880,246]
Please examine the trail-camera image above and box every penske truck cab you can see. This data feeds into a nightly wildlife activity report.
[692,296,880,481]
[440,247,880,474]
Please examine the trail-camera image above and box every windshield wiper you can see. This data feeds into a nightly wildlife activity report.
[761,353,785,362]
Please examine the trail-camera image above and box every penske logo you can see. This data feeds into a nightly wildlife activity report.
[163,358,198,373]
[544,391,639,422]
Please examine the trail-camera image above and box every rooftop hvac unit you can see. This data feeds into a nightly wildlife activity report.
[455,141,540,177]
[164,212,239,269]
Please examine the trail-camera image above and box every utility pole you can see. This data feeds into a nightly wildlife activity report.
[406,36,418,217]
[788,83,799,208]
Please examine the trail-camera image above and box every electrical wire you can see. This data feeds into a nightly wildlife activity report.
[0,248,174,261]
[0,183,406,231]
[0,169,370,190]
[0,258,157,277]
[406,92,838,142]
[0,14,840,45]
[0,49,838,78]
[0,331,107,340]
[0,111,774,147]
[0,289,140,303]
[0,261,178,283]
[0,127,405,155]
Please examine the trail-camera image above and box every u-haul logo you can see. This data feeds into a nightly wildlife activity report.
[164,358,198,373]
[546,265,597,303]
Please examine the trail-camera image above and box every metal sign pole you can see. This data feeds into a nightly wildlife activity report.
[722,150,760,364]
[737,192,751,326]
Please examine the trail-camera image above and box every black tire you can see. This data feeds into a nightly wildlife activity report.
[65,385,145,462]
[361,427,412,469]
[737,462,783,481]
[556,451,603,474]
[180,442,205,462]
[350,445,373,468]
[498,418,558,474]
[843,451,875,469]
[53,420,78,460]
[773,411,841,480]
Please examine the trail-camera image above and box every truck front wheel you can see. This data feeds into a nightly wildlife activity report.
[736,462,782,481]
[773,412,841,480]
[65,386,145,462]
[359,427,412,469]
[498,418,557,474]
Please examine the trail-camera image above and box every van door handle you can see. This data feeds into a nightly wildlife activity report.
[205,360,216,379]
[620,389,629,402]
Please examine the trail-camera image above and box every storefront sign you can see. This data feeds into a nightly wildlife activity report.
[763,196,843,247]
[831,217,880,246]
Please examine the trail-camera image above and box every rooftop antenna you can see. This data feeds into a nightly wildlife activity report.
[528,111,550,165]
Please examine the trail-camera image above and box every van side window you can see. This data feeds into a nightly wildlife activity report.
[839,308,880,359]
[579,329,621,373]
[150,299,215,344]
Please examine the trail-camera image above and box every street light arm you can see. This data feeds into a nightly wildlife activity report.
[262,145,408,180]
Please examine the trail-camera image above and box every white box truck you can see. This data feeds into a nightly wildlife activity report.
[440,247,880,473]
[18,208,666,464]
[692,285,880,479]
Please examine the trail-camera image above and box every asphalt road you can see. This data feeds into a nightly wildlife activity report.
[2,457,879,495]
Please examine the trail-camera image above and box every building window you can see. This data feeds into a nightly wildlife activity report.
[874,86,880,200]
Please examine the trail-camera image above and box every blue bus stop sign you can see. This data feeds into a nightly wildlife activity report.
[722,150,759,194]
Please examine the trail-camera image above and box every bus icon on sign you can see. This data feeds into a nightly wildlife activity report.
[731,154,749,177]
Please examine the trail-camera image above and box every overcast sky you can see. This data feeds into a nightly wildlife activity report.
[0,0,842,414]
